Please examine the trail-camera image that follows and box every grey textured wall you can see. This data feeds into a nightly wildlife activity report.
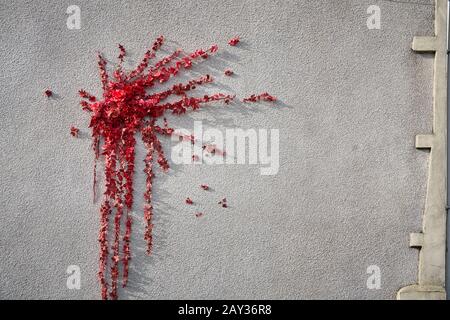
[0,0,435,299]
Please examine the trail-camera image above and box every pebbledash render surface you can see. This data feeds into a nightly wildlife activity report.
[0,0,446,300]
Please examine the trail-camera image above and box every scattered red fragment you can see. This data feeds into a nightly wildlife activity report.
[243,92,276,103]
[209,44,219,53]
[180,134,195,144]
[185,197,193,205]
[195,212,204,218]
[228,36,240,46]
[70,126,79,137]
[201,184,209,191]
[203,144,215,154]
[118,44,126,63]
[218,198,228,208]
[44,89,52,97]
[224,69,233,76]
[203,144,226,157]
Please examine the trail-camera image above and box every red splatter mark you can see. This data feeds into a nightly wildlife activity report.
[75,35,276,300]
[201,184,209,191]
[185,197,193,205]
[44,89,52,97]
[224,69,233,76]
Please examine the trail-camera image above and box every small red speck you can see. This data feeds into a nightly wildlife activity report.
[209,44,219,53]
[224,69,233,76]
[185,197,193,205]
[44,89,52,97]
[70,126,79,137]
[201,184,209,191]
[204,144,216,154]
[195,212,203,218]
[203,144,226,157]
[228,36,240,46]
[218,198,227,208]
[192,155,200,162]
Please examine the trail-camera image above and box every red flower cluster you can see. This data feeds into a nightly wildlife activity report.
[78,35,275,300]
